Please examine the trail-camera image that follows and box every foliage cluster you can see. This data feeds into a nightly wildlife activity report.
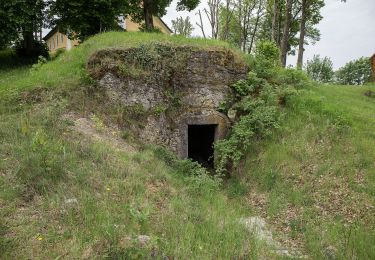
[305,55,372,85]
[171,16,194,37]
[50,0,129,41]
[335,56,372,85]
[305,54,334,83]
[215,41,307,175]
[15,39,49,62]
[152,146,222,193]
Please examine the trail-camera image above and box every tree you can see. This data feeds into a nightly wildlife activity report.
[217,0,265,53]
[280,0,293,67]
[305,55,334,83]
[129,0,200,31]
[296,0,324,69]
[205,0,221,39]
[218,4,241,46]
[172,16,194,37]
[0,0,46,55]
[335,57,372,85]
[51,0,129,41]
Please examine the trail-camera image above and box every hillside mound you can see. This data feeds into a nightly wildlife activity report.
[0,32,375,259]
[86,43,247,162]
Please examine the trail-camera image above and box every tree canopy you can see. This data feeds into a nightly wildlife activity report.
[128,0,200,31]
[0,0,45,52]
[51,0,129,41]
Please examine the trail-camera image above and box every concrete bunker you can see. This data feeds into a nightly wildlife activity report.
[87,43,248,167]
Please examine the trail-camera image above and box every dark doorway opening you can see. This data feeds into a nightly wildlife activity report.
[188,124,217,168]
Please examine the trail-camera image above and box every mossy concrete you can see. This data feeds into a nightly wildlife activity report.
[87,43,248,160]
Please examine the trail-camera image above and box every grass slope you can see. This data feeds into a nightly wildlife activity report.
[1,32,375,258]
[0,32,259,259]
[243,84,375,258]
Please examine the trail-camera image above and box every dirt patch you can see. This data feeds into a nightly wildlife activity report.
[364,90,374,98]
[63,112,136,154]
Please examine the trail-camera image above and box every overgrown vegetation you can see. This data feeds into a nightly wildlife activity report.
[1,32,375,258]
[215,41,303,175]
[0,32,259,259]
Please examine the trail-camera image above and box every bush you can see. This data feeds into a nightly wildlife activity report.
[151,146,222,192]
[277,68,312,89]
[215,73,281,175]
[14,39,49,63]
[335,57,372,85]
[305,55,334,83]
[50,48,66,60]
[251,41,280,79]
[16,129,66,198]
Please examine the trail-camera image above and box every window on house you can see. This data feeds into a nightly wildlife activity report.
[61,34,64,43]
[56,35,58,46]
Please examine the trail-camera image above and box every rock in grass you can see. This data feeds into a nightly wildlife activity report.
[64,198,78,205]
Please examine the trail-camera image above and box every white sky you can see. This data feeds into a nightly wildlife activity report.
[163,0,375,69]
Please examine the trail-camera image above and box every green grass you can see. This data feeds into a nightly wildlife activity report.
[0,32,261,259]
[1,31,375,258]
[0,32,239,99]
[243,84,375,258]
[0,94,259,258]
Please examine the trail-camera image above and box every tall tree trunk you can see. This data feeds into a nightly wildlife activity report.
[280,0,293,67]
[297,0,307,69]
[249,1,263,54]
[143,0,154,30]
[271,0,279,43]
[23,31,34,56]
[196,9,206,38]
[223,0,231,40]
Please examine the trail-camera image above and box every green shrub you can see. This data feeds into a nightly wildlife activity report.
[215,73,282,175]
[151,146,222,193]
[14,39,49,63]
[335,57,372,85]
[251,41,280,80]
[254,40,280,62]
[16,129,66,197]
[277,67,312,89]
[50,48,66,60]
[305,55,334,83]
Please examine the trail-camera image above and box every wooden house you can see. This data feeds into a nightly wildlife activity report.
[371,54,375,82]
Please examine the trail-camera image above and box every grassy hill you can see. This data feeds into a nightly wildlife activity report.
[1,32,375,259]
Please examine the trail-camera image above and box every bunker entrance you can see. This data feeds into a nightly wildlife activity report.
[188,124,217,168]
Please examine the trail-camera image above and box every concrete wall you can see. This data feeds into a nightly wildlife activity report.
[87,45,248,161]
